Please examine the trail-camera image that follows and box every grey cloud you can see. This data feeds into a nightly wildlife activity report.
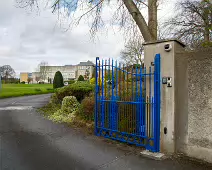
[0,0,175,75]
[0,1,17,26]
[0,0,125,75]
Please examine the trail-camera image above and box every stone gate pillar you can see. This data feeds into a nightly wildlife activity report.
[143,39,185,154]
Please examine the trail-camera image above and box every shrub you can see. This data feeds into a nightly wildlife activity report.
[63,80,75,85]
[39,101,61,117]
[54,86,72,103]
[49,109,77,123]
[61,96,80,114]
[90,78,95,85]
[78,75,84,81]
[46,88,53,91]
[21,81,25,84]
[118,110,134,132]
[202,41,212,48]
[91,67,96,78]
[69,80,75,84]
[90,77,103,86]
[48,96,80,123]
[34,88,42,92]
[53,71,64,89]
[78,93,95,121]
[49,93,60,104]
[53,81,95,104]
[68,81,94,102]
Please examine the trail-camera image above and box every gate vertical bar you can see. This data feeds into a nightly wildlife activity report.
[151,97,154,139]
[154,54,161,152]
[144,67,147,138]
[131,66,134,101]
[116,60,118,97]
[112,59,114,98]
[123,64,125,101]
[136,65,139,135]
[136,65,138,99]
[104,60,107,99]
[149,66,152,138]
[101,59,105,128]
[111,59,115,131]
[119,63,121,98]
[149,67,152,98]
[108,59,111,129]
[108,59,110,98]
[95,57,99,135]
[140,66,143,136]
[115,60,118,130]
[104,60,107,128]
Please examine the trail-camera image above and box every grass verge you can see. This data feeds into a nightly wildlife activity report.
[0,84,54,98]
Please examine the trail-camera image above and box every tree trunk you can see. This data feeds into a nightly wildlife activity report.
[204,27,210,42]
[148,0,157,40]
[202,1,211,42]
[123,0,154,42]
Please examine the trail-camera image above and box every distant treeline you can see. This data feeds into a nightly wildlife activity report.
[1,77,20,84]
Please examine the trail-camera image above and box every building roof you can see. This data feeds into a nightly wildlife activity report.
[78,60,95,66]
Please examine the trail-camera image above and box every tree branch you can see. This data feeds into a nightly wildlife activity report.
[122,0,153,41]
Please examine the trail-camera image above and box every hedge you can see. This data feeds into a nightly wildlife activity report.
[53,81,95,103]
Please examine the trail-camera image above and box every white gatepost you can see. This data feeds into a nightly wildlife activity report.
[143,39,185,154]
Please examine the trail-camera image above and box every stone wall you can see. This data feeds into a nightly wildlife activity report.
[175,48,212,163]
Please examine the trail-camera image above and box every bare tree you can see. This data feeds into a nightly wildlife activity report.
[120,38,143,65]
[35,76,41,83]
[16,0,159,42]
[37,61,48,82]
[83,66,91,80]
[27,77,33,84]
[164,0,212,48]
[0,65,16,83]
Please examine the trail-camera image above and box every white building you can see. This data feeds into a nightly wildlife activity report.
[32,72,41,83]
[32,61,94,83]
[77,60,95,80]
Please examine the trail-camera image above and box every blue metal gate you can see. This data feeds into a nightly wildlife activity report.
[95,54,161,152]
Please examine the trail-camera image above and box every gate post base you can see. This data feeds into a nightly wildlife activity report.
[140,150,167,160]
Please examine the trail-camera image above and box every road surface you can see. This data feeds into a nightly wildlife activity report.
[0,94,211,170]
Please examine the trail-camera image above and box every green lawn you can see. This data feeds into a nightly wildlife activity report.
[0,84,54,99]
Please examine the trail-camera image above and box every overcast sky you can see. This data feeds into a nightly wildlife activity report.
[0,0,176,76]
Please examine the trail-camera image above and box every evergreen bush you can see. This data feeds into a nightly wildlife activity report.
[78,75,84,81]
[53,71,64,89]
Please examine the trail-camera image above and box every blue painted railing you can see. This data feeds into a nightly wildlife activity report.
[95,54,161,152]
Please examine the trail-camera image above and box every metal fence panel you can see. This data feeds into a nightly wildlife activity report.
[95,54,161,152]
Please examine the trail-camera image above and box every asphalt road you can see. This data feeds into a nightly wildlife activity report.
[0,94,211,170]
